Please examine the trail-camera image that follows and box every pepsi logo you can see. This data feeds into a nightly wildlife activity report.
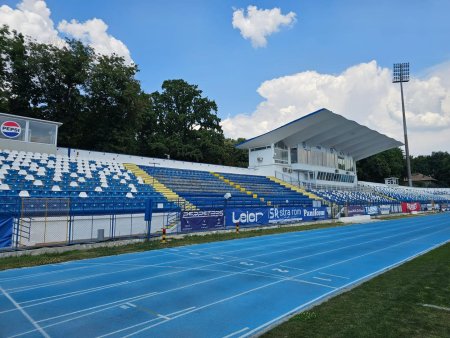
[1,121,22,138]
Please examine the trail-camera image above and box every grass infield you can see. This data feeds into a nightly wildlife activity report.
[262,242,450,338]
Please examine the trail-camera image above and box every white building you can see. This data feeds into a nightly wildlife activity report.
[236,108,403,187]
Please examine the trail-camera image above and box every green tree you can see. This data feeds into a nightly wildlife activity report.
[143,79,225,163]
[28,40,94,146]
[222,138,248,167]
[82,54,146,155]
[357,148,405,183]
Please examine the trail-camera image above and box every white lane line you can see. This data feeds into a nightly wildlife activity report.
[13,226,447,338]
[313,277,332,282]
[114,229,450,338]
[280,265,304,272]
[319,272,350,279]
[95,306,196,338]
[178,215,433,258]
[7,266,143,293]
[222,327,249,338]
[0,287,50,338]
[241,238,450,337]
[420,303,450,312]
[294,279,335,289]
[2,215,428,298]
[0,281,132,315]
[18,281,131,306]
[19,221,445,318]
[38,292,159,324]
[158,314,171,320]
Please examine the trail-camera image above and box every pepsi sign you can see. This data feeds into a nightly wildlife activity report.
[1,121,22,138]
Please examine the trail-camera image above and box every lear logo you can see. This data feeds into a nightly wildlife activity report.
[1,121,21,138]
[232,211,264,224]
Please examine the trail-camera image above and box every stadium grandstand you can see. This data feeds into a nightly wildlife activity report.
[0,110,448,250]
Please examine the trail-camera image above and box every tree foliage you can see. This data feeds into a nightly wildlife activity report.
[0,25,248,167]
[358,149,450,187]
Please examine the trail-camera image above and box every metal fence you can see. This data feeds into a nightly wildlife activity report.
[4,197,177,250]
[2,196,446,252]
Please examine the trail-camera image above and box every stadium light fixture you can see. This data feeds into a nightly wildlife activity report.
[393,62,412,187]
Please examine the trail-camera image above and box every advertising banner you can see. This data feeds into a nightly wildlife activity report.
[181,210,224,232]
[225,206,328,226]
[302,207,328,221]
[347,205,365,217]
[365,206,379,215]
[401,202,421,213]
[225,208,269,226]
[379,205,391,215]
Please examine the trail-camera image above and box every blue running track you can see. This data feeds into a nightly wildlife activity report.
[1,214,449,338]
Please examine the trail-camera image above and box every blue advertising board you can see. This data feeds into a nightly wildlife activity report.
[180,210,224,232]
[225,206,328,226]
[348,205,366,217]
[365,206,379,215]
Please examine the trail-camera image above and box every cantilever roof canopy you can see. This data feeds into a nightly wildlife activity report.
[236,108,403,161]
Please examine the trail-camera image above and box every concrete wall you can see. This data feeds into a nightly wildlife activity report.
[1,139,57,154]
[58,147,262,176]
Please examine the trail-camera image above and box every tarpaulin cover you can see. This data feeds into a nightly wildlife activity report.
[0,217,13,248]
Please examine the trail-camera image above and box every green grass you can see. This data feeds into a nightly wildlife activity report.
[263,243,450,338]
[0,221,345,271]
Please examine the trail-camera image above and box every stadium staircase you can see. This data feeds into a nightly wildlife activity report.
[123,163,197,211]
[267,176,325,203]
[210,171,270,205]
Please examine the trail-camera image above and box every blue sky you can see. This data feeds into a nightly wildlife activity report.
[1,0,450,154]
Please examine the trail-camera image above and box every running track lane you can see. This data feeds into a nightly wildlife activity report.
[0,213,449,338]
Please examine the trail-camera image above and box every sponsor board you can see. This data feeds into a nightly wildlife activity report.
[225,206,328,226]
[365,205,379,215]
[401,202,421,213]
[347,205,365,217]
[181,210,224,232]
[1,121,21,138]
[226,208,268,226]
[379,205,391,215]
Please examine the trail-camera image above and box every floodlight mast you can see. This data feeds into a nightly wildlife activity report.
[393,62,412,187]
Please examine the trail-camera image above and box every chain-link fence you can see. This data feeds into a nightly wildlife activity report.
[8,198,172,250]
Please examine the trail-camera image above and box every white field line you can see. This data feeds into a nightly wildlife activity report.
[119,232,450,338]
[420,303,450,312]
[11,226,448,338]
[242,239,450,337]
[0,215,428,294]
[319,272,350,279]
[5,216,430,298]
[0,287,50,338]
[86,227,450,338]
[154,216,431,262]
[6,221,444,318]
[95,306,196,338]
[222,327,249,338]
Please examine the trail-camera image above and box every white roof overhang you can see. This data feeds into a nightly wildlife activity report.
[236,108,403,161]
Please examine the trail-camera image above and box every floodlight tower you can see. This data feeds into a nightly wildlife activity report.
[393,62,412,187]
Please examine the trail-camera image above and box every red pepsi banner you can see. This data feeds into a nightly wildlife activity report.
[181,210,224,232]
[401,202,421,213]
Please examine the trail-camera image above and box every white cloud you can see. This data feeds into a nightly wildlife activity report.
[221,60,450,155]
[58,18,132,64]
[0,0,63,45]
[232,5,296,48]
[0,0,132,62]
